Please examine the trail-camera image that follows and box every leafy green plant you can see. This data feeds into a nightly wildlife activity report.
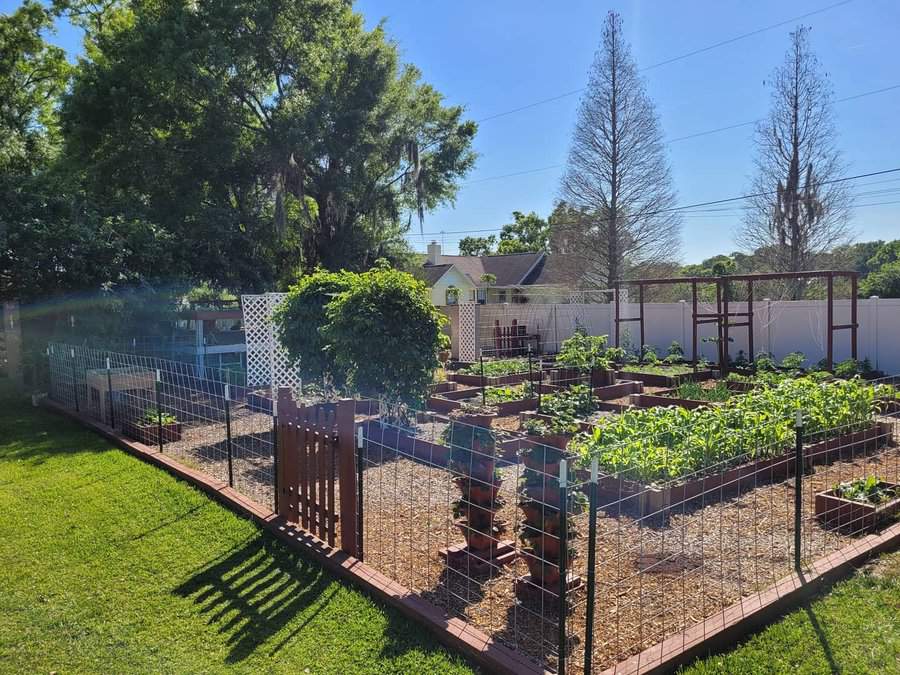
[459,358,528,376]
[571,377,890,484]
[539,384,594,422]
[142,407,177,425]
[667,341,684,358]
[673,381,731,402]
[522,416,579,437]
[482,382,535,405]
[754,352,777,372]
[620,363,696,376]
[833,476,897,505]
[641,345,659,364]
[556,332,611,371]
[781,351,806,370]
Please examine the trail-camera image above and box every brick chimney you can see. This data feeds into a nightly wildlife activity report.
[426,240,441,265]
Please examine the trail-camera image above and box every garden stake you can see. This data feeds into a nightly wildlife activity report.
[71,349,79,413]
[155,369,164,454]
[558,458,568,675]
[106,357,115,429]
[356,425,365,561]
[480,351,486,406]
[224,385,234,488]
[794,409,804,572]
[588,365,595,408]
[583,457,598,675]
[537,358,543,412]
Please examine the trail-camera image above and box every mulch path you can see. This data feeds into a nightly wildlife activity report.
[359,430,900,672]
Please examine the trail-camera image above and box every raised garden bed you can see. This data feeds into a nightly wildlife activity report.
[449,370,544,387]
[615,367,714,388]
[540,379,643,401]
[815,477,900,533]
[123,419,183,446]
[596,421,893,515]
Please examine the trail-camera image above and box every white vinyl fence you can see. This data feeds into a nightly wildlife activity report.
[461,297,900,373]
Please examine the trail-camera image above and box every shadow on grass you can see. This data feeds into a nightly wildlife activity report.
[803,603,839,674]
[173,535,335,664]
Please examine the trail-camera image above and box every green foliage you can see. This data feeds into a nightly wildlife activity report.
[274,270,354,386]
[324,267,447,406]
[620,363,696,376]
[860,260,900,298]
[641,345,660,364]
[496,211,550,254]
[755,352,777,371]
[459,358,528,376]
[482,382,535,405]
[540,384,594,422]
[571,377,888,483]
[141,407,177,425]
[673,381,732,402]
[61,0,477,288]
[556,332,611,371]
[833,476,897,505]
[522,417,579,437]
[457,236,496,257]
[781,351,806,370]
[667,341,684,358]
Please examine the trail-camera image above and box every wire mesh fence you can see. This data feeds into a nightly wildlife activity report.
[48,343,275,508]
[45,343,900,673]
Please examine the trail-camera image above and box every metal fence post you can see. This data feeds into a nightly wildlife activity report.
[224,385,234,488]
[106,357,115,428]
[537,357,543,412]
[272,396,280,514]
[558,458,568,675]
[71,348,79,413]
[155,369,164,454]
[794,409,804,573]
[356,425,365,561]
[583,457,598,674]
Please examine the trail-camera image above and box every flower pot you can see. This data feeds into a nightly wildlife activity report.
[523,549,561,587]
[456,521,504,553]
[438,350,451,364]
[123,420,182,446]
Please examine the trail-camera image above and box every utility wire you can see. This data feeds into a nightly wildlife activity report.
[407,167,900,238]
[474,0,855,123]
[462,83,900,186]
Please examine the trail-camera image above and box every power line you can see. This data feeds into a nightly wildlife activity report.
[462,83,900,186]
[474,0,855,123]
[407,167,900,238]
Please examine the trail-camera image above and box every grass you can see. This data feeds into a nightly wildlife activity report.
[0,391,474,675]
[682,550,900,674]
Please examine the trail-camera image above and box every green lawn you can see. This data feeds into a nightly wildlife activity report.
[683,552,900,674]
[0,391,474,674]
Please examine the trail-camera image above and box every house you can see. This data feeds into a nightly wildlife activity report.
[418,241,579,306]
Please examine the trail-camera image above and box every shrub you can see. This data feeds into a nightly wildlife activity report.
[781,351,806,370]
[142,407,177,425]
[460,358,528,376]
[324,267,448,406]
[274,269,354,387]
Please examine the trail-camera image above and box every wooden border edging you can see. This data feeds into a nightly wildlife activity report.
[601,519,900,674]
[40,399,544,675]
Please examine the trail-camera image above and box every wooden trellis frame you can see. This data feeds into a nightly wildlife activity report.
[612,270,859,375]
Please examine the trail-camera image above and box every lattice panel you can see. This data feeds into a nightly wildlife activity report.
[458,302,478,362]
[241,293,299,389]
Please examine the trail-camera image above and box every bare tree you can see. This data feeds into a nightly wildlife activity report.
[739,26,853,299]
[557,11,681,289]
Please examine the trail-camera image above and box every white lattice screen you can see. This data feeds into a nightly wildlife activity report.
[458,302,478,362]
[241,293,300,389]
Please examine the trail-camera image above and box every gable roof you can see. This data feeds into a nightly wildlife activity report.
[424,252,544,286]
[414,264,455,286]
[520,253,582,286]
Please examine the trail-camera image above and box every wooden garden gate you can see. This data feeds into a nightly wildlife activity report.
[275,388,358,557]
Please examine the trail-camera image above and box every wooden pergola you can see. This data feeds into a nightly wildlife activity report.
[612,270,859,374]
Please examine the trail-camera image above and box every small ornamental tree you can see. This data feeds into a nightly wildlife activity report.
[324,267,449,406]
[274,269,354,388]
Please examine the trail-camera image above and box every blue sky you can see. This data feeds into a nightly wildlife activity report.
[7,0,899,262]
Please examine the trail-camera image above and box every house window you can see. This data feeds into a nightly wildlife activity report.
[476,288,486,304]
[445,288,459,305]
[497,290,508,304]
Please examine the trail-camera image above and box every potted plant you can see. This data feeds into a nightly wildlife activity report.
[516,440,587,598]
[124,406,182,445]
[441,408,514,570]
